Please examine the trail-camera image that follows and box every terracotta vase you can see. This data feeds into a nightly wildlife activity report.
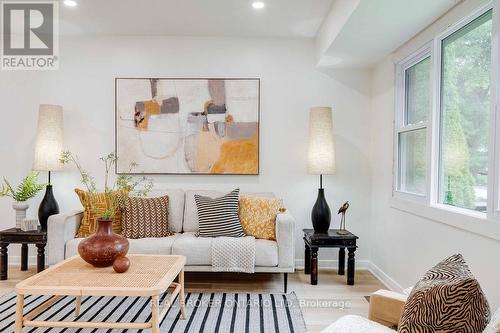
[78,218,129,268]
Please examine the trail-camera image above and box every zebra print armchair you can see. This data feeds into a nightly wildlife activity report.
[322,289,500,333]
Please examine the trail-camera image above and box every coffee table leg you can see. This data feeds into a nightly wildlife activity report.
[151,295,160,333]
[179,268,187,319]
[14,294,24,333]
[75,296,81,316]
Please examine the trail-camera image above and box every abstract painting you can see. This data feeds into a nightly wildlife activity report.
[115,78,260,174]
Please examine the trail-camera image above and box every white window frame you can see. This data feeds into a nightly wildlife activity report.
[431,2,495,218]
[394,1,500,224]
[393,43,432,204]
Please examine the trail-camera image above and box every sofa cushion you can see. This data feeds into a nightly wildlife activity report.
[184,190,275,232]
[122,196,175,239]
[321,315,395,333]
[74,189,127,237]
[195,189,245,237]
[398,254,491,333]
[65,234,180,258]
[239,195,283,240]
[145,189,184,233]
[171,232,278,267]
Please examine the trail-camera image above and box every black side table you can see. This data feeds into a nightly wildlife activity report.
[303,229,358,285]
[0,228,47,280]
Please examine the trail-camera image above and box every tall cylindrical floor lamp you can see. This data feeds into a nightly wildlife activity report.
[308,107,335,234]
[33,104,64,231]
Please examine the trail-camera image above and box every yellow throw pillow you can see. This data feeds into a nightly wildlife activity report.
[239,195,284,240]
[75,189,126,237]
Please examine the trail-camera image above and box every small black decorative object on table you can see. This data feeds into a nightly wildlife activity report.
[337,201,350,235]
[303,228,358,285]
[0,227,47,280]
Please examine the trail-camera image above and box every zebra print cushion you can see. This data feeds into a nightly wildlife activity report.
[194,189,246,237]
[398,254,490,333]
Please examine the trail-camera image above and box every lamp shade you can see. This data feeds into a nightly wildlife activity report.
[307,107,335,175]
[33,104,64,171]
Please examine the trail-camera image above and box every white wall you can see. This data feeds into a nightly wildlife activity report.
[370,0,500,308]
[0,36,373,265]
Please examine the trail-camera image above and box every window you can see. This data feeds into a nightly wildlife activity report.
[395,52,431,196]
[439,10,492,212]
[394,5,495,216]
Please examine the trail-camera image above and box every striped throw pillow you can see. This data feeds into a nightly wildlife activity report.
[194,189,246,237]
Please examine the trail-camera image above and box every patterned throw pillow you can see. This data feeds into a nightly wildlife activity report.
[398,254,490,333]
[75,189,126,237]
[239,195,283,240]
[194,189,245,237]
[121,196,174,239]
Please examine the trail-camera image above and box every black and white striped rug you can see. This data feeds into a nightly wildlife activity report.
[0,291,306,332]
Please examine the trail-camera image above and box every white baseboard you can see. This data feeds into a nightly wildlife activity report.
[364,261,404,292]
[6,255,41,266]
[294,259,404,292]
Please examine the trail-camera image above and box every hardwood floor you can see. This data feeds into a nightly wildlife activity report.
[0,266,386,332]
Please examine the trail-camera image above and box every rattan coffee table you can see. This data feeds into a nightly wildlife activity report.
[14,254,186,333]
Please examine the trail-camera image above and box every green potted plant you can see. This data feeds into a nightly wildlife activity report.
[59,151,152,267]
[0,172,45,229]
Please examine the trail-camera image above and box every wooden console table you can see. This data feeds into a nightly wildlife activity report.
[303,229,358,285]
[0,228,47,280]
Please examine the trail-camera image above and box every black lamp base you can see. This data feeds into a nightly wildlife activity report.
[311,188,331,233]
[38,184,59,231]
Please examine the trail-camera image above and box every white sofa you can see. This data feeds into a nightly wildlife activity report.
[47,189,295,292]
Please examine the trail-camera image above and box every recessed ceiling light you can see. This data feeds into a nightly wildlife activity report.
[252,1,265,9]
[63,0,78,7]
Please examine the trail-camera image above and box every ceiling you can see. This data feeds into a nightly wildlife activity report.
[318,0,460,68]
[59,0,334,38]
[59,0,462,68]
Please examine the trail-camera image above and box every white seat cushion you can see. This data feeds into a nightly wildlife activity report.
[172,232,278,267]
[65,234,180,258]
[172,232,212,265]
[255,239,278,267]
[321,315,396,333]
[183,190,275,232]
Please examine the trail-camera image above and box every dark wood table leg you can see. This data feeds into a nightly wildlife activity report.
[0,243,8,280]
[304,244,311,274]
[347,248,356,285]
[310,247,318,285]
[36,244,46,273]
[338,248,345,275]
[21,244,28,271]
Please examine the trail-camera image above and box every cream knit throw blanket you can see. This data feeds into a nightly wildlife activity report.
[212,236,255,273]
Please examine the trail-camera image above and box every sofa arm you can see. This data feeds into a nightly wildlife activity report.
[276,212,295,269]
[47,210,83,266]
[368,290,407,328]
